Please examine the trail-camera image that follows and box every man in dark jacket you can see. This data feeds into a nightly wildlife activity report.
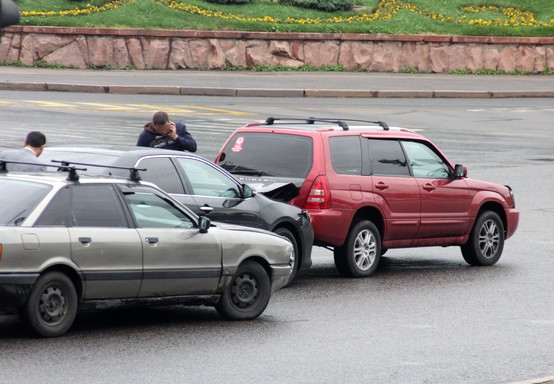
[137,111,197,152]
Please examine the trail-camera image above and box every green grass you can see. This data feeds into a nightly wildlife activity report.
[13,0,554,36]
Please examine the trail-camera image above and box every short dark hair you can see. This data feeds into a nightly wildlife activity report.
[152,111,169,125]
[26,131,46,148]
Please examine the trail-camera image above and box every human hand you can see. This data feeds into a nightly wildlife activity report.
[168,121,177,139]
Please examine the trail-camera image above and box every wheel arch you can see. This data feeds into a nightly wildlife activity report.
[350,206,385,244]
[476,201,507,233]
[272,222,301,260]
[240,256,272,279]
[39,265,83,300]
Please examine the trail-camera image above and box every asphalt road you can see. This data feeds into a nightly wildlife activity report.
[0,90,553,384]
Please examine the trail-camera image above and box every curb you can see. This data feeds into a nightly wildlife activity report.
[0,81,552,98]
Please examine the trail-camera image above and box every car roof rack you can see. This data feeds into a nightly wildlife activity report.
[50,160,146,182]
[0,160,85,182]
[264,117,389,131]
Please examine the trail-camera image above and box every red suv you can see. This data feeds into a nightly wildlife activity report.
[216,118,519,278]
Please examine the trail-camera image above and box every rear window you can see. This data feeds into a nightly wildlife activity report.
[218,133,313,178]
[0,179,52,226]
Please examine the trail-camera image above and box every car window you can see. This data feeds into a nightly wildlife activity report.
[122,187,194,228]
[367,139,410,176]
[35,186,71,226]
[402,140,450,179]
[329,136,362,175]
[0,179,52,226]
[174,158,240,198]
[136,157,185,194]
[218,133,313,178]
[70,184,129,227]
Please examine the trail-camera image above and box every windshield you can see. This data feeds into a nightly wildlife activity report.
[0,179,52,226]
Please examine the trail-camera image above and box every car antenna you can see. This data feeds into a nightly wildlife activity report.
[50,160,146,182]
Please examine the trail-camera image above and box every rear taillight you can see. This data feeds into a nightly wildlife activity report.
[303,176,330,209]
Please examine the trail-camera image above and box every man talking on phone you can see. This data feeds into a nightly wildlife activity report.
[137,111,197,152]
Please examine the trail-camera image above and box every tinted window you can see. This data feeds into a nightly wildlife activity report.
[368,139,410,176]
[136,157,185,194]
[329,136,362,175]
[402,140,450,179]
[0,179,52,226]
[121,186,194,228]
[36,186,70,226]
[70,184,128,227]
[219,133,313,178]
[175,158,240,198]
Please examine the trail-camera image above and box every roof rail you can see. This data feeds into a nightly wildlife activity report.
[0,160,85,182]
[50,160,146,182]
[264,117,389,131]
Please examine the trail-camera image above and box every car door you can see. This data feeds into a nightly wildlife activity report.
[119,185,222,297]
[171,156,265,229]
[66,184,143,299]
[401,140,472,238]
[366,138,421,240]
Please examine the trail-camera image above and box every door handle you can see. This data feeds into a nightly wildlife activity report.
[375,182,389,190]
[423,183,436,191]
[78,237,91,244]
[200,204,214,215]
[145,237,159,244]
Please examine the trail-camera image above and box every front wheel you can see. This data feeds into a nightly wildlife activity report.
[274,227,299,285]
[216,261,271,321]
[461,211,505,266]
[21,272,78,338]
[334,220,381,278]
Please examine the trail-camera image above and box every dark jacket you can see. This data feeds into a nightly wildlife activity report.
[136,121,197,152]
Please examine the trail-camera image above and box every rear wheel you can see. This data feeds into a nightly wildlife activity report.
[21,272,78,338]
[274,227,299,285]
[216,261,271,320]
[334,220,381,277]
[461,211,505,266]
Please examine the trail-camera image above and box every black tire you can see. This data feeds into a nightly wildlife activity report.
[21,272,78,338]
[334,220,381,278]
[461,211,505,266]
[216,261,271,320]
[274,227,299,285]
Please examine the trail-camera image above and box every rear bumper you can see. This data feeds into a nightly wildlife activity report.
[308,208,351,247]
[298,211,314,269]
[0,273,39,311]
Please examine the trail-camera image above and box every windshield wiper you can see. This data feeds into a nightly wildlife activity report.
[221,163,271,176]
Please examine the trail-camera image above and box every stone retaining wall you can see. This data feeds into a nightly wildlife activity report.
[2,26,554,73]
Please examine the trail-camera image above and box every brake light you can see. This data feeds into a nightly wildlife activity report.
[303,176,330,209]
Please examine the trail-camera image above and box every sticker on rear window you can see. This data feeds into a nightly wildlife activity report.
[232,137,244,152]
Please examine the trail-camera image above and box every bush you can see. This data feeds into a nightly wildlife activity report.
[205,0,254,4]
[279,0,354,12]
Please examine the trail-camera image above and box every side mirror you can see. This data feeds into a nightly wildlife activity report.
[241,183,255,198]
[454,164,467,178]
[198,216,211,233]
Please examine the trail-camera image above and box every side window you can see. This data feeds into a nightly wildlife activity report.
[136,157,185,194]
[70,185,128,228]
[367,139,410,176]
[329,136,362,175]
[402,141,450,179]
[175,158,241,198]
[35,186,71,226]
[122,188,194,229]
